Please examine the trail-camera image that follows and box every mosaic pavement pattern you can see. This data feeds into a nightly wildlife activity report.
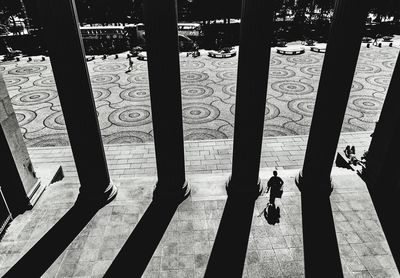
[0,45,399,147]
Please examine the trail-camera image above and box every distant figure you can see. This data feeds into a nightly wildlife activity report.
[126,56,133,72]
[344,145,355,158]
[266,170,284,206]
[344,145,350,158]
[373,34,381,46]
[215,32,224,50]
[186,49,200,58]
[344,145,358,166]
[193,49,200,58]
[360,150,368,165]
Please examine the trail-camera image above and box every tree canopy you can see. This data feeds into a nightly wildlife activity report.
[189,0,242,21]
[1,0,400,30]
[0,0,23,25]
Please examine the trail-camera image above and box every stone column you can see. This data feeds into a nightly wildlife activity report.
[143,0,190,202]
[365,53,400,191]
[363,54,400,268]
[295,0,370,275]
[0,73,39,215]
[227,0,273,197]
[38,0,117,205]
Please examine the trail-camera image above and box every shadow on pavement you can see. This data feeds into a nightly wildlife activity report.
[301,193,343,277]
[3,202,100,277]
[205,194,256,277]
[361,173,400,270]
[103,199,179,277]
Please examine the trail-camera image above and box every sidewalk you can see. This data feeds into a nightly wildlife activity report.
[28,131,373,181]
[0,130,398,277]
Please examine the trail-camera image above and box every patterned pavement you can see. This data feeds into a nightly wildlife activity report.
[0,44,399,147]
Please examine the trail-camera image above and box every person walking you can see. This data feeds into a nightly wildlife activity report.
[373,33,381,46]
[127,56,133,72]
[266,170,284,206]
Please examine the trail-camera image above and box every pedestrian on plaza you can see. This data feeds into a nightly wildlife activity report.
[344,145,351,158]
[373,33,381,46]
[345,145,359,166]
[127,56,133,72]
[266,170,284,206]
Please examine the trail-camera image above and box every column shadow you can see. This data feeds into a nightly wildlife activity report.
[205,195,256,277]
[3,202,100,277]
[103,199,179,277]
[301,194,344,277]
[359,173,400,270]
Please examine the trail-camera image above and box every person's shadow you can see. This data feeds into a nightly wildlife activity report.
[261,203,280,225]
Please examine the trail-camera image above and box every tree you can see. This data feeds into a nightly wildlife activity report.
[190,0,241,22]
[370,0,400,22]
[0,0,23,26]
[314,0,335,20]
[75,0,136,24]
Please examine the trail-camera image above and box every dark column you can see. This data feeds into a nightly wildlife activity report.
[227,0,274,197]
[0,124,29,215]
[0,74,39,216]
[143,0,189,201]
[295,0,370,276]
[38,0,117,205]
[363,54,400,269]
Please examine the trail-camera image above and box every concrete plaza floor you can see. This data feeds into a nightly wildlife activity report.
[0,132,399,277]
[0,42,399,147]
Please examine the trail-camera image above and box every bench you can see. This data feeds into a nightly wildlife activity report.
[276,40,287,47]
[362,37,373,43]
[362,37,373,48]
[208,50,236,58]
[310,45,326,53]
[303,39,315,46]
[6,46,21,56]
[382,36,394,42]
[373,40,393,48]
[276,46,305,55]
[3,46,22,61]
[137,51,147,61]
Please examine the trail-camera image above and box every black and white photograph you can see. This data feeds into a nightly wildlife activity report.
[0,0,400,277]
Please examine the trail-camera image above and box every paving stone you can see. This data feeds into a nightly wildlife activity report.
[352,270,373,277]
[269,237,288,249]
[343,256,367,272]
[274,248,293,262]
[79,248,99,263]
[194,254,209,269]
[278,260,304,276]
[1,131,398,277]
[72,261,94,277]
[146,256,161,271]
[284,235,302,248]
[91,260,112,276]
[360,256,385,271]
